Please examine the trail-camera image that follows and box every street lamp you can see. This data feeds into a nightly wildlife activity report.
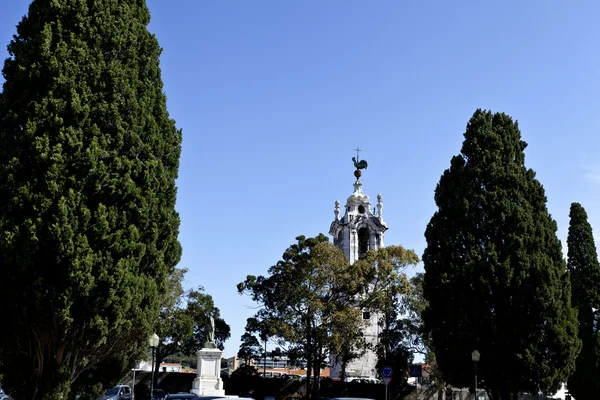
[471,350,480,400]
[149,333,159,399]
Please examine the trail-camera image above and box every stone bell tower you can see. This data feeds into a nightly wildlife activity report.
[328,149,388,379]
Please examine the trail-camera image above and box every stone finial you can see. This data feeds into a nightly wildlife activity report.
[377,193,383,219]
[334,200,340,220]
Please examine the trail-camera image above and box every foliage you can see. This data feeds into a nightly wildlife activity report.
[422,109,580,399]
[0,1,182,399]
[162,354,197,369]
[227,365,260,395]
[238,234,364,398]
[566,202,600,400]
[153,273,230,387]
[237,324,263,366]
[238,235,418,399]
[346,246,418,381]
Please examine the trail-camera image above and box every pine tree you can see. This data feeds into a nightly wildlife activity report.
[0,1,182,399]
[566,203,600,400]
[422,109,580,400]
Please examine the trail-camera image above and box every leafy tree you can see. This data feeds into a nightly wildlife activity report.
[238,235,364,398]
[238,236,418,399]
[566,203,600,400]
[153,284,230,388]
[345,246,418,381]
[422,109,580,400]
[237,331,263,366]
[0,1,182,399]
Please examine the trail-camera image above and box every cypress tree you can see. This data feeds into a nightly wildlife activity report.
[422,109,580,400]
[566,203,600,400]
[0,1,182,399]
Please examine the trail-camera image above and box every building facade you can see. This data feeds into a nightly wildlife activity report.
[328,171,388,379]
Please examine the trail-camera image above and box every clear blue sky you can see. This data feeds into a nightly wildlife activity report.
[2,1,600,359]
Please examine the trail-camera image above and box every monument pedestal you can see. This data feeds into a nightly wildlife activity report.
[191,345,225,396]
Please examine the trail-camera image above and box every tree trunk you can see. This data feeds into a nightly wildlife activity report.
[311,351,322,400]
[305,356,312,400]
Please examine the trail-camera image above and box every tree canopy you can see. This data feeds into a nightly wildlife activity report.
[238,234,418,399]
[566,202,600,400]
[422,109,579,400]
[153,268,230,388]
[0,1,182,399]
[238,234,364,398]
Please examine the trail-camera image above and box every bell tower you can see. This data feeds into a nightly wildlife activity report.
[328,149,388,379]
[329,148,388,264]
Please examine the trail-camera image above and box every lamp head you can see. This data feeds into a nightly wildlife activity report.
[471,349,480,362]
[149,333,160,348]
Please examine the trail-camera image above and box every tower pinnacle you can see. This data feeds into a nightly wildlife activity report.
[351,147,368,181]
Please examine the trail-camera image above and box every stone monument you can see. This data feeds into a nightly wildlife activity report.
[191,313,225,396]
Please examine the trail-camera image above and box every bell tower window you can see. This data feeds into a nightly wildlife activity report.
[358,227,369,257]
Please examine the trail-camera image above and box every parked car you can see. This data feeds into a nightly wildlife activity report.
[164,394,198,400]
[164,394,224,400]
[100,385,133,400]
[0,383,8,400]
[152,389,166,400]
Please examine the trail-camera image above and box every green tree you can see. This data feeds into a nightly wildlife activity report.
[566,203,600,400]
[238,236,418,398]
[237,331,263,366]
[0,1,182,399]
[351,246,418,383]
[153,284,230,388]
[238,235,364,399]
[422,109,580,400]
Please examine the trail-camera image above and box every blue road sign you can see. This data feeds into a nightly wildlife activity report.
[382,366,393,378]
[409,364,422,378]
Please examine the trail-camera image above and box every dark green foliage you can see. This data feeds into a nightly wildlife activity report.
[566,203,600,400]
[0,1,182,399]
[226,365,260,396]
[422,110,579,399]
[238,234,363,398]
[237,321,264,366]
[153,282,230,389]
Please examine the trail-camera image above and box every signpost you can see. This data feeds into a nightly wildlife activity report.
[381,366,392,400]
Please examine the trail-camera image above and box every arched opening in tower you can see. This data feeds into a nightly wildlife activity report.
[336,230,343,250]
[358,227,370,257]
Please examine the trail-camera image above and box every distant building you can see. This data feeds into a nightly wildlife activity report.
[227,354,327,378]
[226,356,245,374]
[136,360,183,373]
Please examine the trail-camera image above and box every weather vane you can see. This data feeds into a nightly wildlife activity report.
[352,147,368,180]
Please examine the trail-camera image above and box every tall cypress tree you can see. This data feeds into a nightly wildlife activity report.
[0,1,182,399]
[422,110,580,400]
[566,203,600,400]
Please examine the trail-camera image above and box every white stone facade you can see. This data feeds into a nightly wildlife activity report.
[329,179,388,379]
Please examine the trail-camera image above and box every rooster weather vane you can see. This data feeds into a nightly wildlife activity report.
[352,147,368,180]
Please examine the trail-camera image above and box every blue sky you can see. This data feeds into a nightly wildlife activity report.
[2,1,600,358]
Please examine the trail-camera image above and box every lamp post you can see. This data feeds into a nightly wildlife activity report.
[132,368,136,400]
[149,333,159,399]
[471,350,480,400]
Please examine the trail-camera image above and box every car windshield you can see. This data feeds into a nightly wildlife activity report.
[104,388,119,396]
